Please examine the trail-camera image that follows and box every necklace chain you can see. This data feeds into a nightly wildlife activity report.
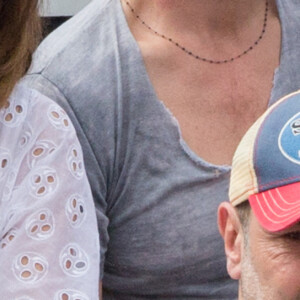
[124,0,269,64]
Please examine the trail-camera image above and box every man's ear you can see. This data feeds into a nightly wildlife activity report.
[218,202,243,280]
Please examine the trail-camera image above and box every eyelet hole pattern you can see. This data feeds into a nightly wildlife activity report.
[34,175,41,183]
[52,111,59,119]
[21,256,29,265]
[35,263,44,272]
[63,119,69,127]
[15,105,23,113]
[21,270,32,278]
[33,148,44,156]
[75,261,86,269]
[47,176,54,183]
[26,209,55,241]
[70,248,76,256]
[66,194,87,228]
[56,290,89,300]
[72,199,77,208]
[1,159,7,168]
[41,224,51,232]
[13,252,49,283]
[31,225,38,233]
[0,229,15,249]
[37,187,46,194]
[29,168,58,198]
[5,113,13,122]
[65,260,72,269]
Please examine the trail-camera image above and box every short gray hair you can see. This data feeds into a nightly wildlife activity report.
[235,201,251,241]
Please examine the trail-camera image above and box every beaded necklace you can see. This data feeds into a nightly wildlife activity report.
[124,0,269,64]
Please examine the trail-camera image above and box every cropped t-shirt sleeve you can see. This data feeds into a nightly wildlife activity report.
[0,84,100,299]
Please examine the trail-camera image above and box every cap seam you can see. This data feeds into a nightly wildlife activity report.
[231,186,257,204]
[260,175,300,189]
[248,126,257,199]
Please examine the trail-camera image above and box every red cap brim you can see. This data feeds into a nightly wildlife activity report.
[249,181,300,232]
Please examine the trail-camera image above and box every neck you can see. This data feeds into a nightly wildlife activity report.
[124,0,277,39]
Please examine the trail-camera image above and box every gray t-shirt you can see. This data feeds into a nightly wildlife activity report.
[24,0,300,298]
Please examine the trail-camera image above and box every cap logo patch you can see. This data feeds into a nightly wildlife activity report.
[278,112,300,165]
[291,119,300,135]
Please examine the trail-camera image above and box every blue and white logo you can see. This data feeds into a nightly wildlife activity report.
[278,112,300,165]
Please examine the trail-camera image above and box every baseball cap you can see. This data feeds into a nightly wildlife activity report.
[229,90,300,232]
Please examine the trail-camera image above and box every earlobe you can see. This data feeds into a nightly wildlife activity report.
[218,202,243,280]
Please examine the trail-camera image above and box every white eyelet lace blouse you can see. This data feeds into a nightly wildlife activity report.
[0,84,100,299]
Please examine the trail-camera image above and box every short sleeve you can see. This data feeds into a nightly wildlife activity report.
[23,74,109,279]
[0,85,100,299]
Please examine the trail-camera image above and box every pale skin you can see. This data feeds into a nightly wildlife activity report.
[100,0,281,296]
[121,0,281,166]
[218,202,300,300]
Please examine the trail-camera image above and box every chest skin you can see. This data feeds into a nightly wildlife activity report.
[136,17,281,166]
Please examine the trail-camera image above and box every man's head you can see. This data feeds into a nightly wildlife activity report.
[218,91,300,300]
